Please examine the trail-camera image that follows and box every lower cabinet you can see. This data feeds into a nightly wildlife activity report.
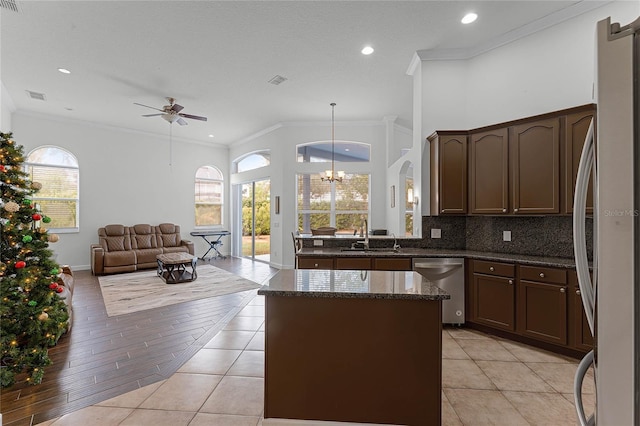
[297,256,412,271]
[516,265,568,345]
[470,261,516,331]
[468,260,592,355]
[298,257,334,269]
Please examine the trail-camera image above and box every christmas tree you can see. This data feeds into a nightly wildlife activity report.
[0,132,68,387]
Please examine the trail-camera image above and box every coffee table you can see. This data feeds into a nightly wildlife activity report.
[156,253,198,284]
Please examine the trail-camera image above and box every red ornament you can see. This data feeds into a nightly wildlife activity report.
[32,213,42,221]
[0,165,5,172]
[49,283,58,289]
[15,261,26,269]
[55,287,64,293]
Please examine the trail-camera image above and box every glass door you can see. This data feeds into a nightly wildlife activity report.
[241,179,270,262]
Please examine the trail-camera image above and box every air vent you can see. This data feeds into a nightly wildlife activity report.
[268,75,288,85]
[0,0,19,12]
[26,90,46,101]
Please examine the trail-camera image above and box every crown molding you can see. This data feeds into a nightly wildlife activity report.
[13,110,227,149]
[413,0,611,62]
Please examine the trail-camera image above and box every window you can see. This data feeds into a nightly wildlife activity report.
[233,151,270,173]
[405,177,414,236]
[297,173,369,234]
[25,146,79,231]
[195,166,223,227]
[297,141,370,163]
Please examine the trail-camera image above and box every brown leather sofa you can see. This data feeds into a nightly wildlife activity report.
[91,223,194,275]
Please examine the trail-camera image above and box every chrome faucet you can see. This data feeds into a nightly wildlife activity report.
[359,218,369,249]
[392,233,401,251]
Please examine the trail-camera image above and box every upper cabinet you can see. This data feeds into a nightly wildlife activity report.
[429,132,468,215]
[509,118,561,214]
[432,104,595,216]
[563,109,596,214]
[469,128,509,214]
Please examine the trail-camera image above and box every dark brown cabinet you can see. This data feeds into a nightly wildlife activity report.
[429,132,468,215]
[335,257,373,270]
[469,129,509,214]
[298,257,334,269]
[372,257,412,271]
[509,118,561,214]
[568,270,594,351]
[470,260,515,331]
[563,110,595,214]
[516,265,567,345]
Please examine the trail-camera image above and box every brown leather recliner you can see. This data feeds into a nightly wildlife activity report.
[91,223,194,275]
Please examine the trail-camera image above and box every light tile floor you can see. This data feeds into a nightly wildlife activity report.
[38,294,594,426]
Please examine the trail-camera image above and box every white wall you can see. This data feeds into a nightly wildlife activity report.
[11,112,229,270]
[1,81,15,131]
[230,120,392,268]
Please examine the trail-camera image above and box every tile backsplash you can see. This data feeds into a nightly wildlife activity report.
[422,215,593,259]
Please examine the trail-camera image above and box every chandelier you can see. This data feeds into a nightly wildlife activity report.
[321,102,345,183]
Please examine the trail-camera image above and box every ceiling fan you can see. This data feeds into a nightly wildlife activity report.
[133,97,207,126]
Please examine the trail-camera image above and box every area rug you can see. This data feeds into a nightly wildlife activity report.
[98,264,261,317]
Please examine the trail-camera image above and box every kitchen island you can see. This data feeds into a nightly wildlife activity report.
[257,269,450,425]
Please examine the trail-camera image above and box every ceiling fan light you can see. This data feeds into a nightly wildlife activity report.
[162,113,179,123]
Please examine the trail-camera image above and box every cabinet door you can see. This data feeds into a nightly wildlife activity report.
[471,273,515,331]
[431,134,467,215]
[564,111,595,214]
[510,118,561,214]
[469,129,509,214]
[372,257,412,271]
[568,271,594,351]
[517,280,567,345]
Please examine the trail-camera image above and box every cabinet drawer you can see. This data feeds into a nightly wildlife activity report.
[372,258,412,271]
[519,265,566,284]
[472,260,514,277]
[335,257,372,270]
[298,257,334,269]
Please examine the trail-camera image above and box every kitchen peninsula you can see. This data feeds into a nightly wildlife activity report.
[258,269,450,425]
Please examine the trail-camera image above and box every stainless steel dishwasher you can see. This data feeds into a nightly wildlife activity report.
[412,258,465,325]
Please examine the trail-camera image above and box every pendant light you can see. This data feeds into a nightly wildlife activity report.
[321,102,345,183]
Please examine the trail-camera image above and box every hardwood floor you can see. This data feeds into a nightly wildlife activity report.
[0,257,278,426]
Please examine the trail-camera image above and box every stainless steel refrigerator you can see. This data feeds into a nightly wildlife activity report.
[573,15,640,426]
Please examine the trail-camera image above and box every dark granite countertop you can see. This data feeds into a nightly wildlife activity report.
[296,247,580,269]
[257,269,451,301]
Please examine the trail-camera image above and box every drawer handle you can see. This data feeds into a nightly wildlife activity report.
[508,279,513,285]
[489,266,495,272]
[539,272,545,278]
[576,289,581,295]
[560,287,566,293]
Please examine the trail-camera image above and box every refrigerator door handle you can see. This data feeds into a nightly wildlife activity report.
[574,350,596,426]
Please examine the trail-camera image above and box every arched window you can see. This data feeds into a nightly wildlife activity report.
[195,166,223,227]
[25,146,79,231]
[233,151,270,173]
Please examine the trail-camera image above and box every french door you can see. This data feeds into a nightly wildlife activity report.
[240,179,270,262]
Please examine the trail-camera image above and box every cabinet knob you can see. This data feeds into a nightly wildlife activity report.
[576,289,581,295]
[560,287,566,293]
[539,272,545,278]
[508,279,513,285]
[314,263,319,268]
[514,208,519,212]
[502,208,507,213]
[489,266,495,272]
[441,209,445,213]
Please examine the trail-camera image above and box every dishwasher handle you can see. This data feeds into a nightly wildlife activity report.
[414,262,463,270]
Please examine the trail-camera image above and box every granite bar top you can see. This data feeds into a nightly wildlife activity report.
[296,247,581,269]
[257,269,451,301]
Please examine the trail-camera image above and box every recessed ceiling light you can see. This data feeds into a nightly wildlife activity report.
[57,68,71,74]
[345,148,350,152]
[208,134,215,138]
[461,13,478,24]
[361,46,374,55]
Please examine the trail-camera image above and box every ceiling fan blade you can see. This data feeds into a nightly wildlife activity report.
[171,103,184,113]
[179,113,208,122]
[177,118,188,126]
[142,113,164,117]
[134,102,164,112]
